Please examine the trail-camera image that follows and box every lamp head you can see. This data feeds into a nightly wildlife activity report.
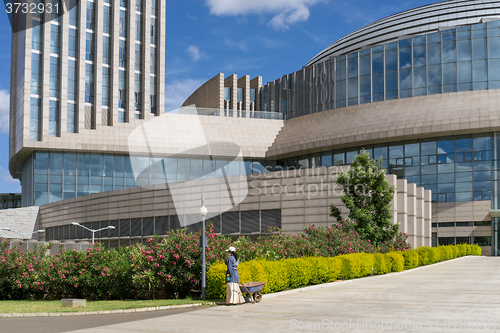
[71,222,80,226]
[3,227,10,231]
[37,230,44,233]
[108,226,116,230]
[200,205,208,217]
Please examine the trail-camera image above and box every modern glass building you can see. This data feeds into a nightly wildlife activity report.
[9,0,500,254]
[9,0,166,207]
[253,0,500,255]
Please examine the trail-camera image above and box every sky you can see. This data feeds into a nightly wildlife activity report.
[0,0,437,194]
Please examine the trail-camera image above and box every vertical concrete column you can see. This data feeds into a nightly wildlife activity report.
[78,1,88,131]
[386,174,398,225]
[218,73,225,110]
[60,8,69,134]
[224,74,238,110]
[95,0,104,127]
[42,10,52,139]
[407,183,417,248]
[397,179,408,235]
[20,25,31,144]
[143,0,152,119]
[158,0,166,116]
[127,0,135,122]
[237,75,250,111]
[416,187,424,247]
[111,0,121,125]
[424,189,432,247]
[250,76,262,111]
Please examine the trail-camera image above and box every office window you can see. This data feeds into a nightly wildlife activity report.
[68,59,77,101]
[135,43,142,70]
[119,40,127,68]
[67,103,77,133]
[49,100,60,137]
[86,32,95,61]
[86,1,95,30]
[102,67,111,107]
[119,10,127,37]
[49,57,60,98]
[103,5,112,34]
[135,14,143,41]
[103,36,111,65]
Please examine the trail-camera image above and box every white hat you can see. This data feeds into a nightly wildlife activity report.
[226,246,236,252]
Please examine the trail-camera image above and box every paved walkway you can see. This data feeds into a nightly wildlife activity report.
[65,256,500,333]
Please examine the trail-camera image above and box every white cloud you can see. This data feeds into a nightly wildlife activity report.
[186,45,206,62]
[165,78,207,107]
[0,89,9,134]
[205,0,325,30]
[224,38,248,52]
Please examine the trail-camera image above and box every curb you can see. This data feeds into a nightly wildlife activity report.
[0,302,214,318]
[262,255,472,299]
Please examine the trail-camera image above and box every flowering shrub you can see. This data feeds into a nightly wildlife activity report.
[0,220,478,301]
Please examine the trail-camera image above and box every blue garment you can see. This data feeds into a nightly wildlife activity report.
[225,255,240,283]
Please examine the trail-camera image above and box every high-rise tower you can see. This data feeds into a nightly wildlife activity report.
[9,0,166,206]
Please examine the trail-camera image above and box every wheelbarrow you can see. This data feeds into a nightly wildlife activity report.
[239,282,266,304]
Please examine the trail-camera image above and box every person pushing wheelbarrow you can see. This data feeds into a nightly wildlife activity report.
[225,246,245,305]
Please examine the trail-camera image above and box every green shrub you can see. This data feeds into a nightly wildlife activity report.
[385,252,404,272]
[206,244,481,299]
[470,244,482,256]
[373,253,391,275]
[206,261,226,299]
[400,250,419,270]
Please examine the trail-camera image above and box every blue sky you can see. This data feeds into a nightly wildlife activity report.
[0,0,435,194]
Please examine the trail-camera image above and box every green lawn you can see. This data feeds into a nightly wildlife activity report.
[0,299,214,313]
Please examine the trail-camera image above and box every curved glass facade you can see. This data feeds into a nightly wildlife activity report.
[277,133,496,204]
[26,152,276,206]
[263,20,500,119]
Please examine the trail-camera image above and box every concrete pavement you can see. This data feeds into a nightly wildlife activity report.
[0,307,203,333]
[65,256,500,333]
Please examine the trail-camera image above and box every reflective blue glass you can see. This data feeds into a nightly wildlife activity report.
[162,158,176,182]
[191,159,203,179]
[372,52,383,73]
[359,54,370,76]
[443,41,456,63]
[428,43,441,65]
[347,53,358,78]
[399,47,411,69]
[385,49,397,71]
[472,38,487,60]
[413,67,426,89]
[474,136,491,151]
[321,152,332,167]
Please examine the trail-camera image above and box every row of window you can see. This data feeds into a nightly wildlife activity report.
[432,221,491,228]
[32,151,276,205]
[45,210,281,241]
[436,236,491,247]
[277,134,497,203]
[263,20,500,119]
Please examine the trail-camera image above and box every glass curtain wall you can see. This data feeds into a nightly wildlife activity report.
[265,20,500,120]
[30,152,277,206]
[278,133,494,204]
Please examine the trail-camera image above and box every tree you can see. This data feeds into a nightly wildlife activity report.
[330,149,399,245]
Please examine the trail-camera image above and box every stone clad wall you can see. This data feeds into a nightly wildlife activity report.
[266,90,500,159]
[0,206,40,240]
[38,166,431,249]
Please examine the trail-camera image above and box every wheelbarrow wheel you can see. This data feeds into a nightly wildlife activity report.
[254,292,262,303]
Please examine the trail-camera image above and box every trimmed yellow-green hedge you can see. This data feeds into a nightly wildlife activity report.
[207,244,481,299]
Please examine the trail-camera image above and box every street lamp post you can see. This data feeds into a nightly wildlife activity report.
[2,228,44,241]
[200,194,208,300]
[71,222,116,244]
